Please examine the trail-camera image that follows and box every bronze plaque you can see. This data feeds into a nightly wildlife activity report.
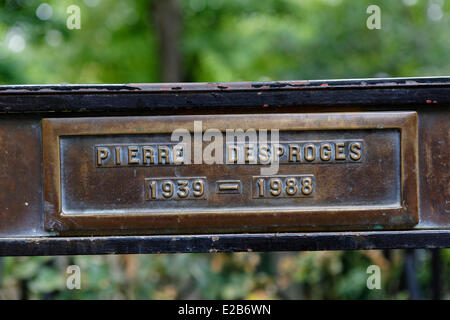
[43,112,418,234]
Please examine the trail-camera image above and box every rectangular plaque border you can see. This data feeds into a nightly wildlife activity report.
[42,112,418,234]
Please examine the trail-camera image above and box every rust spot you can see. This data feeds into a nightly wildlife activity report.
[290,81,309,86]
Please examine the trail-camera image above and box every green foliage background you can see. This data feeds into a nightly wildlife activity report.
[0,0,448,299]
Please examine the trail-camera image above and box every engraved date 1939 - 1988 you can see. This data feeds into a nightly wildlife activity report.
[144,175,315,201]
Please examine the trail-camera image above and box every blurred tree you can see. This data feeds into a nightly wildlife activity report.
[152,0,183,81]
[0,0,448,84]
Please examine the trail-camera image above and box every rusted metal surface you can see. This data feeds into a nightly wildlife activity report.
[42,112,418,235]
[0,77,447,255]
[418,109,450,228]
[0,118,44,237]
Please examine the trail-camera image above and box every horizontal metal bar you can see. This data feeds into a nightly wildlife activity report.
[1,77,449,94]
[0,77,449,113]
[1,230,449,256]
